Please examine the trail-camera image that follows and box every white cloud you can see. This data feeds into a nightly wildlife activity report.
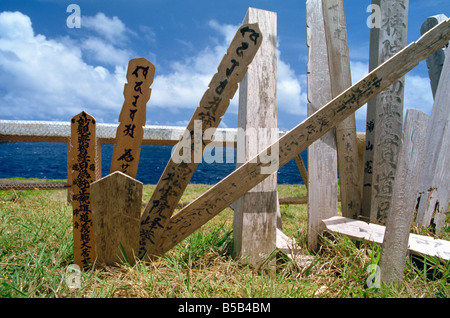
[82,12,132,45]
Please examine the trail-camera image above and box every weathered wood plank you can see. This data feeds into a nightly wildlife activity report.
[294,153,308,189]
[415,47,450,230]
[421,14,448,98]
[232,8,279,269]
[361,0,409,224]
[91,171,143,266]
[323,0,361,219]
[110,58,155,178]
[152,18,450,255]
[379,109,428,283]
[306,0,338,252]
[323,216,450,262]
[70,111,99,269]
[138,23,263,258]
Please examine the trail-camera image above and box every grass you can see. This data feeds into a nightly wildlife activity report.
[0,179,449,298]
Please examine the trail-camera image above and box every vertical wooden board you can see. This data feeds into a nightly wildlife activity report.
[322,0,361,219]
[91,171,143,266]
[233,8,278,268]
[361,0,409,224]
[379,109,428,284]
[421,14,448,99]
[70,111,98,269]
[153,19,450,255]
[306,0,338,252]
[110,58,155,178]
[415,48,450,230]
[138,23,263,259]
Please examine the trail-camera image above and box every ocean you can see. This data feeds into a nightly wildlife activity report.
[0,141,307,185]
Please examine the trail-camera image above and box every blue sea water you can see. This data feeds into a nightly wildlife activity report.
[0,141,307,185]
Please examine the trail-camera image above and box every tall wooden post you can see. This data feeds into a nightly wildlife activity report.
[233,8,279,269]
[415,48,450,230]
[306,0,338,252]
[379,109,428,284]
[361,0,409,224]
[70,111,99,269]
[323,0,361,219]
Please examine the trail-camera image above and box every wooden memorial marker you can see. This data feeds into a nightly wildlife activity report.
[110,58,155,178]
[152,18,450,255]
[138,23,263,258]
[70,111,99,269]
[233,8,279,268]
[323,0,361,219]
[415,47,450,230]
[306,0,338,252]
[361,0,409,224]
[421,14,448,99]
[91,171,143,266]
[378,109,428,284]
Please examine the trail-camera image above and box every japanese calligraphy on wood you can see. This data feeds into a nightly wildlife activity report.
[323,0,361,219]
[110,58,155,178]
[138,23,263,259]
[379,109,428,284]
[361,0,409,224]
[91,171,143,266]
[70,111,99,269]
[233,8,278,269]
[306,0,338,252]
[152,17,450,255]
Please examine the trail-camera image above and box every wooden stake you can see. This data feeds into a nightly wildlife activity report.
[110,58,155,178]
[379,109,428,284]
[138,23,263,258]
[70,111,99,269]
[361,0,409,224]
[306,0,338,252]
[91,171,143,266]
[323,0,361,219]
[294,153,308,189]
[153,18,450,255]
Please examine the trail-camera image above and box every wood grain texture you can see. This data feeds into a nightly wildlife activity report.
[110,58,155,178]
[152,18,450,255]
[138,23,263,258]
[322,0,361,219]
[379,109,428,283]
[233,8,278,268]
[294,153,308,189]
[70,111,99,269]
[91,171,143,266]
[362,0,409,224]
[415,48,450,230]
[306,0,338,252]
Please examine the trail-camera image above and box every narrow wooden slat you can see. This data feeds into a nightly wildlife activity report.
[294,153,308,189]
[379,109,428,283]
[361,0,409,224]
[70,111,99,269]
[323,0,361,219]
[306,0,338,252]
[138,23,263,258]
[91,171,143,266]
[153,18,450,255]
[110,58,155,178]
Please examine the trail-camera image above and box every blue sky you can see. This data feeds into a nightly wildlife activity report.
[0,0,448,131]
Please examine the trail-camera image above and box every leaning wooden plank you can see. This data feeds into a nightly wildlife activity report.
[91,171,143,266]
[153,18,450,256]
[322,0,361,219]
[306,0,338,252]
[323,216,450,262]
[361,0,409,224]
[421,14,448,98]
[70,111,99,269]
[138,23,263,258]
[379,109,428,284]
[415,48,450,230]
[294,153,308,189]
[110,58,155,178]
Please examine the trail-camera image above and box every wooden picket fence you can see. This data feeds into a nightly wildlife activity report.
[2,3,449,286]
